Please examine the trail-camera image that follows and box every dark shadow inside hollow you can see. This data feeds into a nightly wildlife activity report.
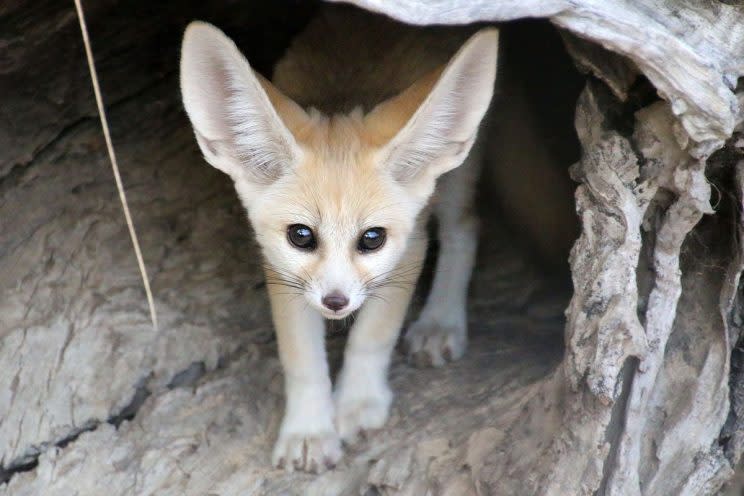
[452,19,584,356]
[479,19,584,276]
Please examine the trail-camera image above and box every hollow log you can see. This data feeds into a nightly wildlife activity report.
[1,1,744,495]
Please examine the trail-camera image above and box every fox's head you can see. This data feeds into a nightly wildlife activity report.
[180,22,497,319]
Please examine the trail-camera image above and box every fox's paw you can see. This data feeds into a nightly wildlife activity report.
[403,319,467,368]
[335,385,392,444]
[271,417,342,474]
[272,429,342,473]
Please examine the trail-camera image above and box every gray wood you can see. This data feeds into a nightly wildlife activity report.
[2,0,744,494]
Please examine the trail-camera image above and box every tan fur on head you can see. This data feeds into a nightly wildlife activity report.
[243,110,419,319]
[180,21,497,319]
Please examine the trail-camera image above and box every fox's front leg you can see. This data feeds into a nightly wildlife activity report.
[334,235,426,442]
[267,281,341,473]
[404,146,482,367]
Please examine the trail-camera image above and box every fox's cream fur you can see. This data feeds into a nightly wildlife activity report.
[180,6,497,473]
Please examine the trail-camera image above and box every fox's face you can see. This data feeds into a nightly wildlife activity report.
[242,118,420,318]
[180,23,497,318]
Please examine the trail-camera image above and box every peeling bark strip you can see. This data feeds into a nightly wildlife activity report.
[537,82,650,494]
[565,85,648,403]
[608,103,713,495]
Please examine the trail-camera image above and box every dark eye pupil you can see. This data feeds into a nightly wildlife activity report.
[288,224,316,250]
[358,227,386,252]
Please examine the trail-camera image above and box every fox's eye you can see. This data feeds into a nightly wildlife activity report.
[358,227,386,253]
[287,224,316,250]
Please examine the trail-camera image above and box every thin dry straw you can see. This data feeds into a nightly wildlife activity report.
[73,0,159,331]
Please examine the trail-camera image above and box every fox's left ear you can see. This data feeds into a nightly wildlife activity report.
[367,29,498,193]
[180,22,309,183]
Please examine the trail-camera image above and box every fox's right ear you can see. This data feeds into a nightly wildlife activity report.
[367,29,498,197]
[180,22,308,183]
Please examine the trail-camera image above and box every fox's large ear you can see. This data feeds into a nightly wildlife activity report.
[367,29,498,191]
[180,22,308,182]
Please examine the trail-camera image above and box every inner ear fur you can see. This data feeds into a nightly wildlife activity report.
[180,21,310,183]
[365,28,499,185]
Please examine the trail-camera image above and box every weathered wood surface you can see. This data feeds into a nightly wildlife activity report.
[2,0,744,494]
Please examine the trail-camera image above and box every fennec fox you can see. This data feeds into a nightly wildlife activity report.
[180,7,497,472]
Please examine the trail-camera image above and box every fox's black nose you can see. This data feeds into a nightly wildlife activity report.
[322,292,349,312]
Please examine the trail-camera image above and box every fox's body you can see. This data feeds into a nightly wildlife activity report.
[181,5,497,473]
[273,7,476,112]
